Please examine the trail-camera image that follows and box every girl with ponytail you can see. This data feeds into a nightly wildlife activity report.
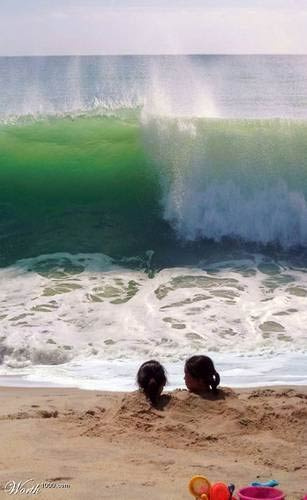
[184,355,220,395]
[137,360,167,405]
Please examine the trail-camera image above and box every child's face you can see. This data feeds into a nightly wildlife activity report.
[184,370,209,393]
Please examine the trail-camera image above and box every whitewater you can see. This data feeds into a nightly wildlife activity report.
[0,55,306,389]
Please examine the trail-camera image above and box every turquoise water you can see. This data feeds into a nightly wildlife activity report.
[0,113,165,265]
[1,113,307,266]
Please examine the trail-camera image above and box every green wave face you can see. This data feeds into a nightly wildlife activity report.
[0,114,167,265]
[1,113,307,266]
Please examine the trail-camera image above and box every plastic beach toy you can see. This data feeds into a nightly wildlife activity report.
[238,486,285,500]
[211,482,231,500]
[251,481,279,488]
[189,476,237,500]
[189,476,211,498]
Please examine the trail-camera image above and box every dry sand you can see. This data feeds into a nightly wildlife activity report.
[0,386,306,499]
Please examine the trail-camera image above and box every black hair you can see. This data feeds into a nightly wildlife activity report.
[137,360,167,405]
[185,355,220,394]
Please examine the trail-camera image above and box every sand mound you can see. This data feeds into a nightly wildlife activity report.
[63,387,306,473]
[0,386,306,499]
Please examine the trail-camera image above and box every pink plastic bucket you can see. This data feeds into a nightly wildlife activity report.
[238,487,285,500]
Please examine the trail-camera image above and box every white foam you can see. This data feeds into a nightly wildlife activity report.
[141,115,307,248]
[0,253,306,389]
[0,353,306,391]
[164,180,307,247]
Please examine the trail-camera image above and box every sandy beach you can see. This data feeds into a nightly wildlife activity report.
[0,386,306,499]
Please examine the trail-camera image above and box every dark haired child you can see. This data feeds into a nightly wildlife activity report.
[137,360,167,405]
[184,355,220,395]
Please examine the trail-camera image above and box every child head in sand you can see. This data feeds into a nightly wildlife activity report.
[137,360,167,405]
[184,355,220,394]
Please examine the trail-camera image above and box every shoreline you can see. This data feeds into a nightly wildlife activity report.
[1,352,306,391]
[1,380,307,390]
[0,385,306,499]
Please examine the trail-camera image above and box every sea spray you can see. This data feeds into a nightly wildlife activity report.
[142,116,307,247]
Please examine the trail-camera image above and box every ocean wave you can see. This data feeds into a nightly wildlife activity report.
[0,113,307,259]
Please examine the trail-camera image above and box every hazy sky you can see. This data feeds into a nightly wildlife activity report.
[1,0,307,56]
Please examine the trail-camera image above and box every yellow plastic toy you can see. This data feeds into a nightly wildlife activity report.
[189,475,211,499]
